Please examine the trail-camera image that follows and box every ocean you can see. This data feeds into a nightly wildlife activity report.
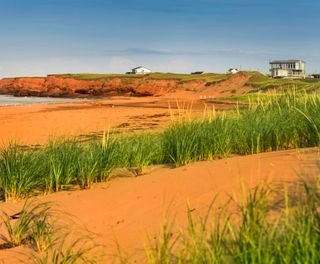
[0,95,92,106]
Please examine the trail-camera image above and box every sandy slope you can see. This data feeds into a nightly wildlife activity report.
[0,148,319,263]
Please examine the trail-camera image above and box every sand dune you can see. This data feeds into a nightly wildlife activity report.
[0,148,318,263]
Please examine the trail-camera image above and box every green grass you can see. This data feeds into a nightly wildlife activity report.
[0,92,319,201]
[59,73,141,80]
[219,93,274,103]
[1,200,54,249]
[162,92,320,165]
[58,72,228,82]
[147,73,228,82]
[0,145,44,201]
[245,71,320,93]
[44,140,82,193]
[0,199,101,262]
[32,236,99,264]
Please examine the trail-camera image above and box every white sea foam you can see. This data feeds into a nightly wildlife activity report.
[0,95,94,106]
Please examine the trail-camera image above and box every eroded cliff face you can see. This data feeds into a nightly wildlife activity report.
[0,75,207,97]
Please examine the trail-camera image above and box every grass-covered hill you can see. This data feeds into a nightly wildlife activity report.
[244,71,320,93]
[59,72,229,82]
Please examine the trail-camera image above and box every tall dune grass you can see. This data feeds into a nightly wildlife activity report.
[163,92,320,165]
[0,146,43,201]
[0,199,101,262]
[0,92,319,201]
[44,140,82,193]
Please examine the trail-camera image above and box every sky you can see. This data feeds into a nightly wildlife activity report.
[0,0,319,77]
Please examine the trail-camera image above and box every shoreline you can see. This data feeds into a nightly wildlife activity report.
[0,96,179,146]
[0,94,101,107]
[0,90,235,147]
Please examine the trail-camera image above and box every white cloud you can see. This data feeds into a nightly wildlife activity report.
[107,57,135,73]
[166,58,194,73]
[0,56,141,78]
[0,58,85,77]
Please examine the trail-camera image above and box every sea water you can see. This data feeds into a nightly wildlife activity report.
[0,94,92,106]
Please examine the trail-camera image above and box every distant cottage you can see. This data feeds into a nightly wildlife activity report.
[228,68,240,74]
[127,66,152,75]
[269,60,306,78]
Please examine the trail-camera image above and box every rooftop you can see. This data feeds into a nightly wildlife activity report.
[132,66,150,70]
[270,60,305,64]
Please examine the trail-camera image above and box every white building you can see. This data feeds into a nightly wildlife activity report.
[130,66,152,74]
[228,68,240,74]
[269,60,306,78]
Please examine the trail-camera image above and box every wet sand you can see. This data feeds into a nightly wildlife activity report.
[0,96,174,146]
[0,94,233,146]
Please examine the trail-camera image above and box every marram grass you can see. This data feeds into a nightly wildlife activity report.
[0,199,101,263]
[162,92,320,165]
[0,92,319,200]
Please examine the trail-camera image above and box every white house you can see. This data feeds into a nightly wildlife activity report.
[130,66,152,74]
[228,68,240,74]
[269,60,306,78]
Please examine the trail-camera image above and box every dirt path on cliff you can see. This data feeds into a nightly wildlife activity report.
[161,72,253,101]
[200,72,252,97]
[0,148,319,263]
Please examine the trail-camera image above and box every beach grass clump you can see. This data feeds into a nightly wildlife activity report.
[0,199,101,262]
[231,182,320,264]
[232,92,320,154]
[163,92,320,166]
[32,236,99,264]
[75,150,98,189]
[1,200,54,249]
[143,179,320,264]
[89,132,161,180]
[44,139,82,193]
[88,137,120,182]
[162,117,233,166]
[119,133,162,171]
[0,145,43,201]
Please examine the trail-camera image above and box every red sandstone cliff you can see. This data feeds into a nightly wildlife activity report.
[0,75,207,98]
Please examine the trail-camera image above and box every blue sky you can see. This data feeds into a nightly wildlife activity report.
[0,0,319,77]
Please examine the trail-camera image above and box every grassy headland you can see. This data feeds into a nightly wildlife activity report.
[59,72,229,82]
[59,71,320,96]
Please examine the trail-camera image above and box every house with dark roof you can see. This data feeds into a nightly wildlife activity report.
[227,68,240,74]
[128,66,152,75]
